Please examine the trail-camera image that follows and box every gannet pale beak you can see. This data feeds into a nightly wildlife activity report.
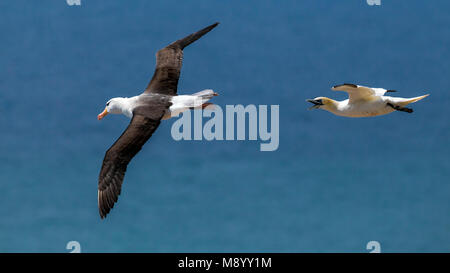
[97,108,109,120]
[306,99,323,110]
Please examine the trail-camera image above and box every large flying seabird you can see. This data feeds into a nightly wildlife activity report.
[96,22,219,219]
[307,83,429,117]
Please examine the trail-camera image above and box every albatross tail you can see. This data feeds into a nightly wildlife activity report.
[192,89,219,100]
[191,89,218,110]
[167,89,218,118]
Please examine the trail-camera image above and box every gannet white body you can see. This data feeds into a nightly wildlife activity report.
[307,83,429,118]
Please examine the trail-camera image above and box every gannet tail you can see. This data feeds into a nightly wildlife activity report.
[397,94,429,106]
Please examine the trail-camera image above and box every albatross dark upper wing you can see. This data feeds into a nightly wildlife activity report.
[144,22,219,96]
[98,112,164,219]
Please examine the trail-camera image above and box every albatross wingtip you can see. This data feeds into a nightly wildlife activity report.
[175,22,220,49]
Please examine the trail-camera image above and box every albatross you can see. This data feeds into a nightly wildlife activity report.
[96,22,219,219]
[307,83,429,117]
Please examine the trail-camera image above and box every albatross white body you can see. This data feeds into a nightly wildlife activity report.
[307,84,429,118]
[100,89,217,120]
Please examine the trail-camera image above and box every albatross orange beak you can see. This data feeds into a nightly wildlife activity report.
[97,108,109,120]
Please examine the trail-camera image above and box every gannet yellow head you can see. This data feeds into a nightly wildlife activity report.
[97,98,124,120]
[306,97,338,111]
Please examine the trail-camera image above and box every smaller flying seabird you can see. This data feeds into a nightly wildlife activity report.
[307,83,429,117]
[97,22,219,219]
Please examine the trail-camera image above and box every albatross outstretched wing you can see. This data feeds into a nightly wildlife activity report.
[144,22,219,96]
[98,109,166,219]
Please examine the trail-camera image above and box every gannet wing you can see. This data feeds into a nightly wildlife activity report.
[143,22,219,96]
[372,88,397,96]
[332,83,378,102]
[97,104,168,219]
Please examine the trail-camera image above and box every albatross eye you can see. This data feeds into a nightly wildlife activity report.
[106,102,110,106]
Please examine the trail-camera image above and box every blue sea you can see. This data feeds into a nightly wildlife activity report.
[0,0,449,252]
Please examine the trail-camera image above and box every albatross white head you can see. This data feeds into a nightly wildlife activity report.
[97,97,131,120]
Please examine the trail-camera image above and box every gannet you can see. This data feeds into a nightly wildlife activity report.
[96,22,219,219]
[307,83,429,117]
